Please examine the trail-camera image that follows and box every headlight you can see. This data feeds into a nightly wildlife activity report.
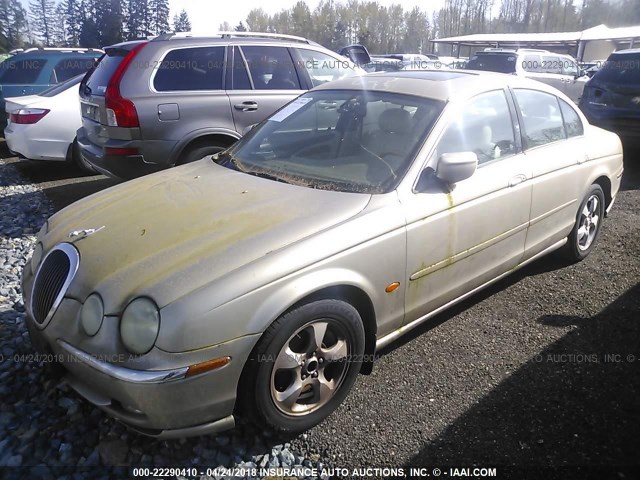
[120,297,160,354]
[31,242,43,275]
[81,293,104,336]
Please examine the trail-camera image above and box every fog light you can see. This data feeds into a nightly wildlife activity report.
[81,293,104,336]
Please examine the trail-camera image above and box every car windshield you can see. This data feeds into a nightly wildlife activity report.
[596,53,640,86]
[467,53,517,74]
[39,74,83,97]
[216,90,444,194]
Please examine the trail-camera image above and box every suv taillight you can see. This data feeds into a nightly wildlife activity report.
[10,108,50,124]
[105,42,147,128]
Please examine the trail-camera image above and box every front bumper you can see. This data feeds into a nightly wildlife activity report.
[24,296,259,438]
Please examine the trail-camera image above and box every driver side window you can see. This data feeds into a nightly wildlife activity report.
[434,90,516,166]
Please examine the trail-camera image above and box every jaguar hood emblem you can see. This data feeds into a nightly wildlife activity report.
[68,226,105,240]
[632,96,640,105]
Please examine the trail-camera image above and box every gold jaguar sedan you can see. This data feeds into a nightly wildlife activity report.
[22,71,623,438]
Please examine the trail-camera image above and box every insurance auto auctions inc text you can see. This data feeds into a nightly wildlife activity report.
[199,466,498,478]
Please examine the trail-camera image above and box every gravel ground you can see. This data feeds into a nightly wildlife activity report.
[0,144,638,480]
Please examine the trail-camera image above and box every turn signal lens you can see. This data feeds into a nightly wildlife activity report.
[186,356,232,378]
[385,282,400,293]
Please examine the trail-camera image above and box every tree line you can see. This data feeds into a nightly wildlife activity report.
[2,0,639,54]
[239,0,640,54]
[0,0,191,50]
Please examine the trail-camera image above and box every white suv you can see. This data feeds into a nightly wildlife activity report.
[466,48,588,103]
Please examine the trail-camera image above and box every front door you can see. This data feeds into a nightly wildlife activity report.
[401,90,532,323]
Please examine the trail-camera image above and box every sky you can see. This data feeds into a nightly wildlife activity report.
[168,0,442,33]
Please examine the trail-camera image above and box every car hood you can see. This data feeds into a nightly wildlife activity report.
[43,159,371,312]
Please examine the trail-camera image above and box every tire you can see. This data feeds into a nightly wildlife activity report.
[240,299,365,433]
[177,141,229,165]
[71,139,98,174]
[563,184,605,262]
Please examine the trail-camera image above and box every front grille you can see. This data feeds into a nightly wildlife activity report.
[31,243,79,325]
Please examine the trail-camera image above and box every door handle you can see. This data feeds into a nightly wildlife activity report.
[577,154,589,164]
[234,101,258,111]
[509,174,527,187]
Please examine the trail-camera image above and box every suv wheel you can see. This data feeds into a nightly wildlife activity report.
[177,141,230,165]
[72,139,97,174]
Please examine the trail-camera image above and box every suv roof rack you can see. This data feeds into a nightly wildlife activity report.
[152,31,316,45]
[18,47,104,54]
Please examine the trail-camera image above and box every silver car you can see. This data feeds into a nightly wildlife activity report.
[23,71,623,438]
[466,48,588,103]
[76,32,362,180]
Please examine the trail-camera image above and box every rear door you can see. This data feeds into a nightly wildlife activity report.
[512,88,586,258]
[227,45,305,134]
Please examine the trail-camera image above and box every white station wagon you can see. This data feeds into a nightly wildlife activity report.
[23,71,623,438]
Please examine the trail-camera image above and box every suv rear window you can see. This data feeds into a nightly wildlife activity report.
[467,53,517,74]
[596,53,640,86]
[154,46,225,91]
[0,58,46,84]
[84,49,127,96]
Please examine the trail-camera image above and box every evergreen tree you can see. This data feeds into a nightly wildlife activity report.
[97,0,123,45]
[172,9,191,32]
[29,0,56,45]
[63,0,83,46]
[51,2,67,46]
[149,0,170,35]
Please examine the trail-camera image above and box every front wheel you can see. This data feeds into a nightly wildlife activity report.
[564,184,605,262]
[240,300,365,433]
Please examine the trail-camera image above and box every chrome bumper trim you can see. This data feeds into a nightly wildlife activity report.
[57,339,188,384]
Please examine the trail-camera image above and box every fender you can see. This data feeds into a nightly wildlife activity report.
[245,267,379,335]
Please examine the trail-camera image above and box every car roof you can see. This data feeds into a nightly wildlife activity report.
[312,70,566,103]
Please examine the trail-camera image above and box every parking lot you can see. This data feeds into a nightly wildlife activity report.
[1,139,639,478]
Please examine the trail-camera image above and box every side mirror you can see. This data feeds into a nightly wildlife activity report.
[436,152,478,184]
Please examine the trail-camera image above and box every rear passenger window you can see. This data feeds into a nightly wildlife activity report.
[231,46,251,90]
[522,55,542,73]
[559,99,584,137]
[154,47,225,91]
[514,89,566,148]
[52,58,95,83]
[542,55,562,74]
[241,46,301,90]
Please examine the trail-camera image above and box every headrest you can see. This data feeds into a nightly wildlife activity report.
[378,108,411,134]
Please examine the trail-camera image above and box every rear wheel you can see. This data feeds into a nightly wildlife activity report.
[71,139,97,174]
[240,299,365,433]
[177,140,230,165]
[563,184,605,262]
